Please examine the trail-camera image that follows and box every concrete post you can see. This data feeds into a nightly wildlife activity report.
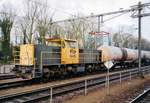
[50,87,53,103]
[85,79,87,95]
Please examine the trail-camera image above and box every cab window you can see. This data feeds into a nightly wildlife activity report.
[47,41,61,47]
[65,41,77,48]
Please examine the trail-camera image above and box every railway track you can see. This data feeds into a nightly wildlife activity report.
[0,66,150,103]
[130,88,150,103]
[0,67,138,90]
[0,74,17,80]
[0,79,32,90]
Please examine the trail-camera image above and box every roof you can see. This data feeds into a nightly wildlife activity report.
[45,38,77,42]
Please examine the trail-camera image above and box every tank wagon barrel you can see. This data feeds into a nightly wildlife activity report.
[97,45,150,64]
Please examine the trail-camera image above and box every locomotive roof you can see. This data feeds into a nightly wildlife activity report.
[45,38,77,42]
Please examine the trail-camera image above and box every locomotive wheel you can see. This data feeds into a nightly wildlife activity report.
[21,73,32,79]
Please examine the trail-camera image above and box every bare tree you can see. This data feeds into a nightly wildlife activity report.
[112,27,150,50]
[113,25,136,48]
[36,0,55,44]
[66,17,89,48]
[112,33,121,47]
[19,17,29,44]
[19,0,40,44]
[49,15,90,48]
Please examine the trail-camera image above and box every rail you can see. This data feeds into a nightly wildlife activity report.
[0,79,32,90]
[0,74,16,80]
[130,88,150,103]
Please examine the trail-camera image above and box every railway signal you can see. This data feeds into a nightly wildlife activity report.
[104,61,113,95]
[104,61,113,69]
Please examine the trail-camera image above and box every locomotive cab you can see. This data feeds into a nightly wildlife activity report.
[46,38,79,64]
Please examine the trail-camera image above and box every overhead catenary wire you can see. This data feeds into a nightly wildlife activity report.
[52,8,137,24]
[0,1,149,24]
[0,1,148,26]
[103,11,130,23]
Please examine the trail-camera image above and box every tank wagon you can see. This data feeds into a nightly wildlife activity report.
[97,45,150,67]
[13,38,150,79]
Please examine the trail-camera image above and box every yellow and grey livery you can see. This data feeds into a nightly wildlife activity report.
[13,38,100,79]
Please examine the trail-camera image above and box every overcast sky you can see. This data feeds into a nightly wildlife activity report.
[0,0,150,41]
[0,0,145,19]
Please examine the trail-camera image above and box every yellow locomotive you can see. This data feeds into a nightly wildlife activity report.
[13,38,100,79]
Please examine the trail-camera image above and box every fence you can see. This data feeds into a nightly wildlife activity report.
[47,67,150,103]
